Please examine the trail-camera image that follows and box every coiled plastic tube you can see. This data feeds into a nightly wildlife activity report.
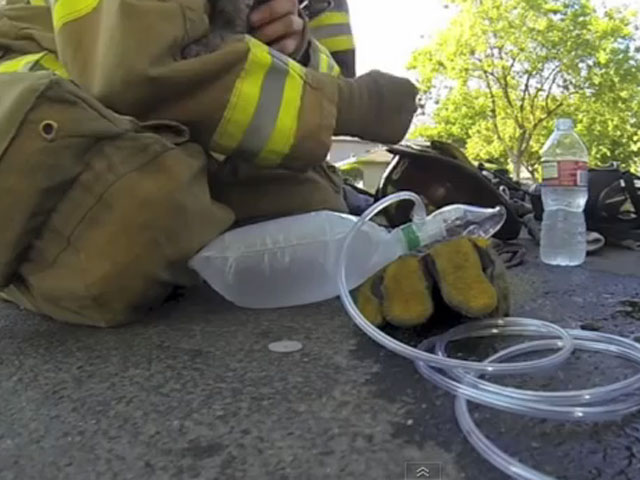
[337,192,640,480]
[434,327,640,407]
[449,330,640,479]
[416,326,640,421]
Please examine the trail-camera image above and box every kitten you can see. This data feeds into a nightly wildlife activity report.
[182,0,260,59]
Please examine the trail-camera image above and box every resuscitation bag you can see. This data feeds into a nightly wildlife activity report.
[190,203,507,309]
[189,210,400,309]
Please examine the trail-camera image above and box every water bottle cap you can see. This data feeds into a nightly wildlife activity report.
[555,118,574,131]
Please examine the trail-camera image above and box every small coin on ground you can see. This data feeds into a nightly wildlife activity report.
[268,340,303,353]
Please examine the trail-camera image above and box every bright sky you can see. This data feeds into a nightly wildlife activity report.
[349,0,636,78]
[349,0,456,78]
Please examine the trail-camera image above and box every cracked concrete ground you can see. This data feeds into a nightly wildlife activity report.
[1,243,639,480]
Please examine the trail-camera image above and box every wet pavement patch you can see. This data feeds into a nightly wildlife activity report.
[617,300,640,321]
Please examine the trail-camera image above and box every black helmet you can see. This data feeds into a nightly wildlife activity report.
[376,141,523,241]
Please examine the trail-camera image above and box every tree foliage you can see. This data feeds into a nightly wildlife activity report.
[409,0,640,178]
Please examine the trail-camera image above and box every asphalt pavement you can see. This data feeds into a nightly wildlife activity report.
[1,244,639,480]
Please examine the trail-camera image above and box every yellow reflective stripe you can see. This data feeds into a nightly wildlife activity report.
[330,61,341,77]
[308,39,341,76]
[319,35,355,53]
[320,53,341,77]
[318,41,341,76]
[257,58,304,167]
[52,0,101,30]
[38,53,70,78]
[309,39,323,71]
[309,11,350,28]
[29,0,49,5]
[0,52,69,78]
[0,53,44,73]
[212,37,304,166]
[319,52,329,73]
[212,38,271,155]
[315,40,332,57]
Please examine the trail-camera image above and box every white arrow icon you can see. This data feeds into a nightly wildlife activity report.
[416,466,430,478]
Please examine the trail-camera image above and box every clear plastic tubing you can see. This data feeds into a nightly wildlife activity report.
[337,192,640,480]
[416,327,640,421]
[446,330,640,480]
[337,192,575,374]
[434,327,640,407]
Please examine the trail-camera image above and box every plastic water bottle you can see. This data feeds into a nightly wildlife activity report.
[540,118,589,266]
[190,204,506,309]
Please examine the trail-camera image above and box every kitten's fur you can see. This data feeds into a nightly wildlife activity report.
[182,0,258,59]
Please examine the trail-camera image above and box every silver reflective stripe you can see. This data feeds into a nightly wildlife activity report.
[212,38,305,166]
[309,48,321,71]
[307,40,341,76]
[309,40,324,71]
[236,58,287,156]
[309,23,351,40]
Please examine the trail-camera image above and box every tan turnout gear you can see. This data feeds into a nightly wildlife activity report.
[307,0,355,77]
[0,72,235,327]
[0,0,417,326]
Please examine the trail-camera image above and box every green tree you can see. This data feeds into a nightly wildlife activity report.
[409,0,640,179]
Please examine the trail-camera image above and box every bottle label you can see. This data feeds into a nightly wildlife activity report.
[541,160,588,187]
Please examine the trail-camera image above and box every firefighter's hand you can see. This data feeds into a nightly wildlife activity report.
[250,0,305,56]
[335,71,418,145]
[356,238,510,328]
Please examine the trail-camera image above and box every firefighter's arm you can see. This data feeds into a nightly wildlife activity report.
[51,0,413,169]
[306,0,356,78]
